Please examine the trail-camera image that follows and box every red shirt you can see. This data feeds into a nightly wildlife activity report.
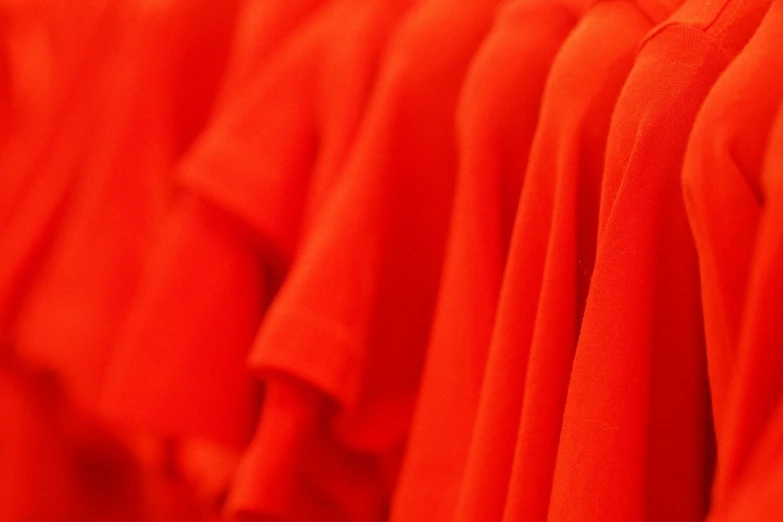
[102,4,415,516]
[705,86,783,521]
[549,0,770,519]
[239,0,502,518]
[705,7,783,513]
[389,1,578,520]
[0,4,240,521]
[682,0,783,504]
[0,1,133,340]
[102,0,412,446]
[498,1,678,520]
[451,0,680,519]
[709,376,783,521]
[0,1,190,409]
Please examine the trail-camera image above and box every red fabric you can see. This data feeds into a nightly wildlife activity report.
[152,0,243,159]
[498,2,674,520]
[703,91,783,521]
[549,0,771,519]
[215,0,327,101]
[682,0,783,506]
[2,0,240,409]
[8,8,173,408]
[102,196,267,447]
[0,366,83,522]
[229,376,387,522]
[104,0,413,450]
[389,1,578,520]
[238,0,502,518]
[0,0,113,227]
[0,5,57,233]
[709,388,783,521]
[6,1,783,520]
[0,363,205,522]
[448,0,655,519]
[0,1,134,344]
[1,3,242,521]
[706,35,783,517]
[101,0,332,447]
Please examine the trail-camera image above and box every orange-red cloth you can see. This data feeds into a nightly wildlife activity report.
[3,0,241,409]
[234,0,503,518]
[7,1,783,521]
[704,20,783,516]
[101,0,332,448]
[494,1,678,520]
[449,0,658,519]
[548,0,771,519]
[703,84,783,520]
[103,0,414,452]
[682,0,783,507]
[709,384,783,521]
[7,5,174,409]
[388,1,578,519]
[0,363,204,522]
[0,0,113,232]
[0,0,136,344]
[0,366,84,522]
[453,1,668,519]
[1,3,242,521]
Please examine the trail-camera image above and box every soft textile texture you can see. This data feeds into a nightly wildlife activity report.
[682,0,783,505]
[243,0,502,518]
[389,1,578,519]
[549,0,771,518]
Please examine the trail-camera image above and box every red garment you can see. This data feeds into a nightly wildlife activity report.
[389,1,578,520]
[0,363,192,522]
[102,196,267,448]
[101,0,331,447]
[682,0,783,504]
[0,0,113,230]
[102,0,397,446]
[709,387,783,521]
[2,0,240,409]
[7,6,174,408]
[498,1,679,519]
[152,0,243,160]
[0,6,56,233]
[237,0,502,518]
[0,1,133,343]
[549,0,771,519]
[7,1,783,519]
[706,24,783,515]
[214,0,328,100]
[1,4,240,522]
[103,0,414,486]
[0,366,82,522]
[705,95,783,521]
[450,0,659,519]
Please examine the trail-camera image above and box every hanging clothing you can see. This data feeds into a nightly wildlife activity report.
[549,0,771,518]
[5,0,783,520]
[102,0,412,448]
[450,0,668,518]
[498,0,680,518]
[240,0,503,518]
[682,0,783,504]
[706,12,783,511]
[0,0,135,345]
[388,0,579,519]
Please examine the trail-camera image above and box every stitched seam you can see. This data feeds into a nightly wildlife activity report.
[713,0,747,35]
[638,20,735,58]
[689,0,716,25]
